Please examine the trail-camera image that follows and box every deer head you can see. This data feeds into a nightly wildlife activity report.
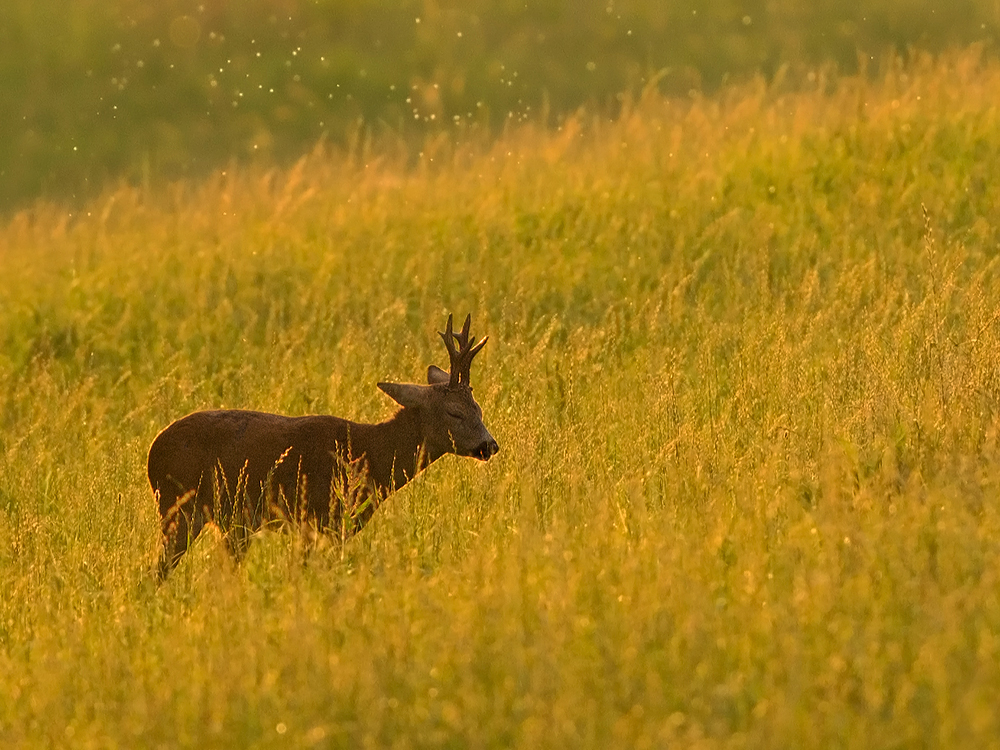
[377,314,499,462]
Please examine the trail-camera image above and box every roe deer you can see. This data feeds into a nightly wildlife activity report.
[147,313,498,580]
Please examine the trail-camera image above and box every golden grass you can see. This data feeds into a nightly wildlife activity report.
[3,49,1000,747]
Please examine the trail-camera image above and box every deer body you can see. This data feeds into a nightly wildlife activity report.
[148,314,497,580]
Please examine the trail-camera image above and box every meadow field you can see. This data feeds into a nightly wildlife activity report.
[5,0,999,209]
[4,49,1000,747]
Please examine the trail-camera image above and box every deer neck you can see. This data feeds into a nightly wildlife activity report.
[360,407,437,495]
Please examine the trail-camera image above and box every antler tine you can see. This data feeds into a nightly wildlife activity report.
[468,335,488,361]
[438,313,489,388]
[439,313,456,354]
[452,314,473,350]
[438,314,462,387]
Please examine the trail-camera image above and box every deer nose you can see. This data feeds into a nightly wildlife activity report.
[475,438,499,461]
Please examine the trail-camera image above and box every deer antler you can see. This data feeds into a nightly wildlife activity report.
[439,313,488,387]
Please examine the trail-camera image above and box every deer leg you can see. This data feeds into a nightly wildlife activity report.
[223,525,253,565]
[157,490,206,581]
[220,484,266,566]
[297,521,324,569]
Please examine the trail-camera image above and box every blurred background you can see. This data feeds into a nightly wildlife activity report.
[3,0,998,212]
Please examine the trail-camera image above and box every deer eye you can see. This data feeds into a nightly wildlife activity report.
[446,410,464,420]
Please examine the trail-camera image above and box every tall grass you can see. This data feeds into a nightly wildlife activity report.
[3,49,1000,747]
[4,0,1000,208]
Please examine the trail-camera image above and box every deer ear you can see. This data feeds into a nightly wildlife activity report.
[427,365,450,385]
[378,382,430,408]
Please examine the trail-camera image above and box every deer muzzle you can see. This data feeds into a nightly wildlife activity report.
[473,436,500,461]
